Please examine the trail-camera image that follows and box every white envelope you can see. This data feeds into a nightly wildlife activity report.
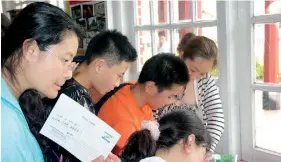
[40,94,120,162]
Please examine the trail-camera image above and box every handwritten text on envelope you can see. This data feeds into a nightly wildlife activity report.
[40,94,120,162]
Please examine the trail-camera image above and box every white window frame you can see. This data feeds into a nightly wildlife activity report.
[132,0,217,72]
[238,1,281,162]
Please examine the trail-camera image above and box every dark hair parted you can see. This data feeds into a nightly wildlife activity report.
[138,53,189,92]
[120,110,211,162]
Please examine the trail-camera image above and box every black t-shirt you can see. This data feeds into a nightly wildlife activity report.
[47,78,96,114]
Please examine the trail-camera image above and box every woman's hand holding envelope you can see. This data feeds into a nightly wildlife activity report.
[92,153,120,162]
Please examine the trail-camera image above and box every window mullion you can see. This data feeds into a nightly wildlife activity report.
[252,14,281,24]
[252,84,281,93]
[134,20,217,31]
[149,0,154,26]
[149,1,156,56]
[191,0,197,34]
[169,0,174,53]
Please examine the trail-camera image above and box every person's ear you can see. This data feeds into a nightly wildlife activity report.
[144,81,158,96]
[90,58,107,74]
[184,134,196,154]
[22,39,40,63]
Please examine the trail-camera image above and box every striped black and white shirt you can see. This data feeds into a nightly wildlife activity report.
[154,73,225,152]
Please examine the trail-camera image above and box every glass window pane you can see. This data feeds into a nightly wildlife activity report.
[173,0,192,22]
[155,29,171,54]
[196,26,218,44]
[137,31,152,70]
[255,90,281,153]
[254,23,281,84]
[196,0,217,21]
[254,0,281,16]
[136,0,151,26]
[153,0,169,25]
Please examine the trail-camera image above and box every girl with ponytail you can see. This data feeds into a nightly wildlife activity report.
[120,109,211,162]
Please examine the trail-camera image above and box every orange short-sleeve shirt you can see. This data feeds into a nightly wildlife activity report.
[98,84,153,155]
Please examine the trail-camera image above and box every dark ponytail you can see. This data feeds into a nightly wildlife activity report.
[157,111,211,150]
[19,90,46,125]
[120,110,211,162]
[18,89,52,153]
[120,129,157,162]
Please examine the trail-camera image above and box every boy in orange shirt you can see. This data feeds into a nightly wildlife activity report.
[98,54,190,155]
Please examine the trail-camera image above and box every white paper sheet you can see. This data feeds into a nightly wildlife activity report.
[40,94,120,162]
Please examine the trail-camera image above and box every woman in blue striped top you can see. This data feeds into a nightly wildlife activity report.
[154,32,225,153]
